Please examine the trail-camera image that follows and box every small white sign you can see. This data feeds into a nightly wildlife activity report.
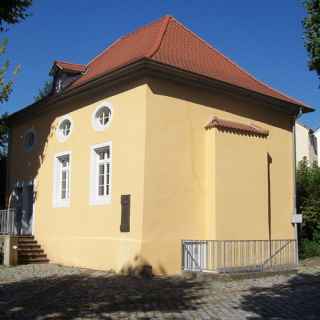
[292,214,303,224]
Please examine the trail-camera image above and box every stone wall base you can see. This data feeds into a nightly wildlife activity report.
[0,235,18,266]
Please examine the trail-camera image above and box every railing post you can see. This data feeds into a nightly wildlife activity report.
[0,209,16,235]
[181,240,184,271]
[181,239,296,274]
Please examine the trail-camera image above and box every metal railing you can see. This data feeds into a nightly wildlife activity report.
[182,239,297,273]
[0,209,16,235]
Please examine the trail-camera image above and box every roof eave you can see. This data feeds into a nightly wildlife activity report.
[143,59,313,115]
[8,58,313,125]
[49,61,87,76]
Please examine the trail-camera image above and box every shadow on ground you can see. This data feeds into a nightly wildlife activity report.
[239,272,320,319]
[0,272,205,320]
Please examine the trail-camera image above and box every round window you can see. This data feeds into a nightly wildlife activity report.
[59,119,71,137]
[57,117,73,142]
[93,105,112,131]
[23,129,36,151]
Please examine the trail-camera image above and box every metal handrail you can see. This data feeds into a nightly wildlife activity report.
[0,209,16,235]
[261,240,292,269]
[182,239,297,273]
[183,241,203,271]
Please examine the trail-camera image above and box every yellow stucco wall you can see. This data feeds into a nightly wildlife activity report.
[141,78,294,274]
[9,82,148,272]
[8,77,295,275]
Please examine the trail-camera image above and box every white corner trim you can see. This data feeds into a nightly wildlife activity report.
[52,150,72,208]
[32,178,36,236]
[89,141,112,206]
[91,102,113,132]
[56,115,74,143]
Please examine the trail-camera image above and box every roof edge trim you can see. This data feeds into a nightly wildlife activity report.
[8,59,313,125]
[205,116,269,136]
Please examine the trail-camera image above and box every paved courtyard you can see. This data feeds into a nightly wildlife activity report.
[0,261,320,320]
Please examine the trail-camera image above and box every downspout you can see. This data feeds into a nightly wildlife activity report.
[5,127,12,209]
[292,107,303,265]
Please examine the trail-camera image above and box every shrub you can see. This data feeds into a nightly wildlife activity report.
[297,159,320,241]
[300,240,320,259]
[296,159,320,258]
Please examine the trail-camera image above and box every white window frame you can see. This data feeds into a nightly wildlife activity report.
[53,151,71,208]
[56,115,73,142]
[91,102,113,132]
[89,141,112,205]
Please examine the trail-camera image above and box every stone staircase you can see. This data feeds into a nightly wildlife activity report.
[17,236,49,264]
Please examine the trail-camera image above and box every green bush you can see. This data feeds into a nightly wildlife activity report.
[296,159,320,258]
[300,240,320,259]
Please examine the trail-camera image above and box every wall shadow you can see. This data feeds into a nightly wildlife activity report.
[0,272,205,320]
[148,77,293,132]
[239,271,320,319]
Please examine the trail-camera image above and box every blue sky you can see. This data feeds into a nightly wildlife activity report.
[2,0,319,128]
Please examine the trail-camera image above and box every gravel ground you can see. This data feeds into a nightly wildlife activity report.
[0,261,319,319]
[0,264,84,284]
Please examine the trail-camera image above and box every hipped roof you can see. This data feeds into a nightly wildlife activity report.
[58,15,310,111]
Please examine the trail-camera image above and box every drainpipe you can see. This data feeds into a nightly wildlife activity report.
[292,107,303,265]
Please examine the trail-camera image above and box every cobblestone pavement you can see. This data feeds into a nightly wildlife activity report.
[0,263,320,319]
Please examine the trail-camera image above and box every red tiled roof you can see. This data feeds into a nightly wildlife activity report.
[59,15,306,108]
[53,61,86,74]
[205,116,269,136]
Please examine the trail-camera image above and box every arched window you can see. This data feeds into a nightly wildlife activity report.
[57,116,73,142]
[92,104,112,131]
[23,129,36,152]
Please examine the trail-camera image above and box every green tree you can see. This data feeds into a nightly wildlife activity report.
[0,0,32,31]
[303,0,320,79]
[0,0,32,163]
[0,38,20,104]
[0,113,8,159]
[0,1,32,103]
[296,158,320,257]
[34,79,53,101]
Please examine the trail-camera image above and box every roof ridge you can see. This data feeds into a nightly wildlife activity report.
[86,16,170,68]
[172,17,303,105]
[147,15,171,57]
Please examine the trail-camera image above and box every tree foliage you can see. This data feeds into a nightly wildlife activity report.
[0,0,32,31]
[0,113,8,159]
[0,38,20,104]
[0,1,32,161]
[296,158,320,243]
[303,0,320,79]
[0,0,32,103]
[34,79,53,101]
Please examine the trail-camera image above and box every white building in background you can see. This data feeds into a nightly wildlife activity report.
[313,128,320,164]
[295,122,318,166]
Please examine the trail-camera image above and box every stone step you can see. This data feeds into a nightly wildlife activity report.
[17,236,35,242]
[17,248,44,253]
[19,252,46,258]
[19,257,49,264]
[16,236,49,265]
[18,239,37,245]
[18,243,41,249]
